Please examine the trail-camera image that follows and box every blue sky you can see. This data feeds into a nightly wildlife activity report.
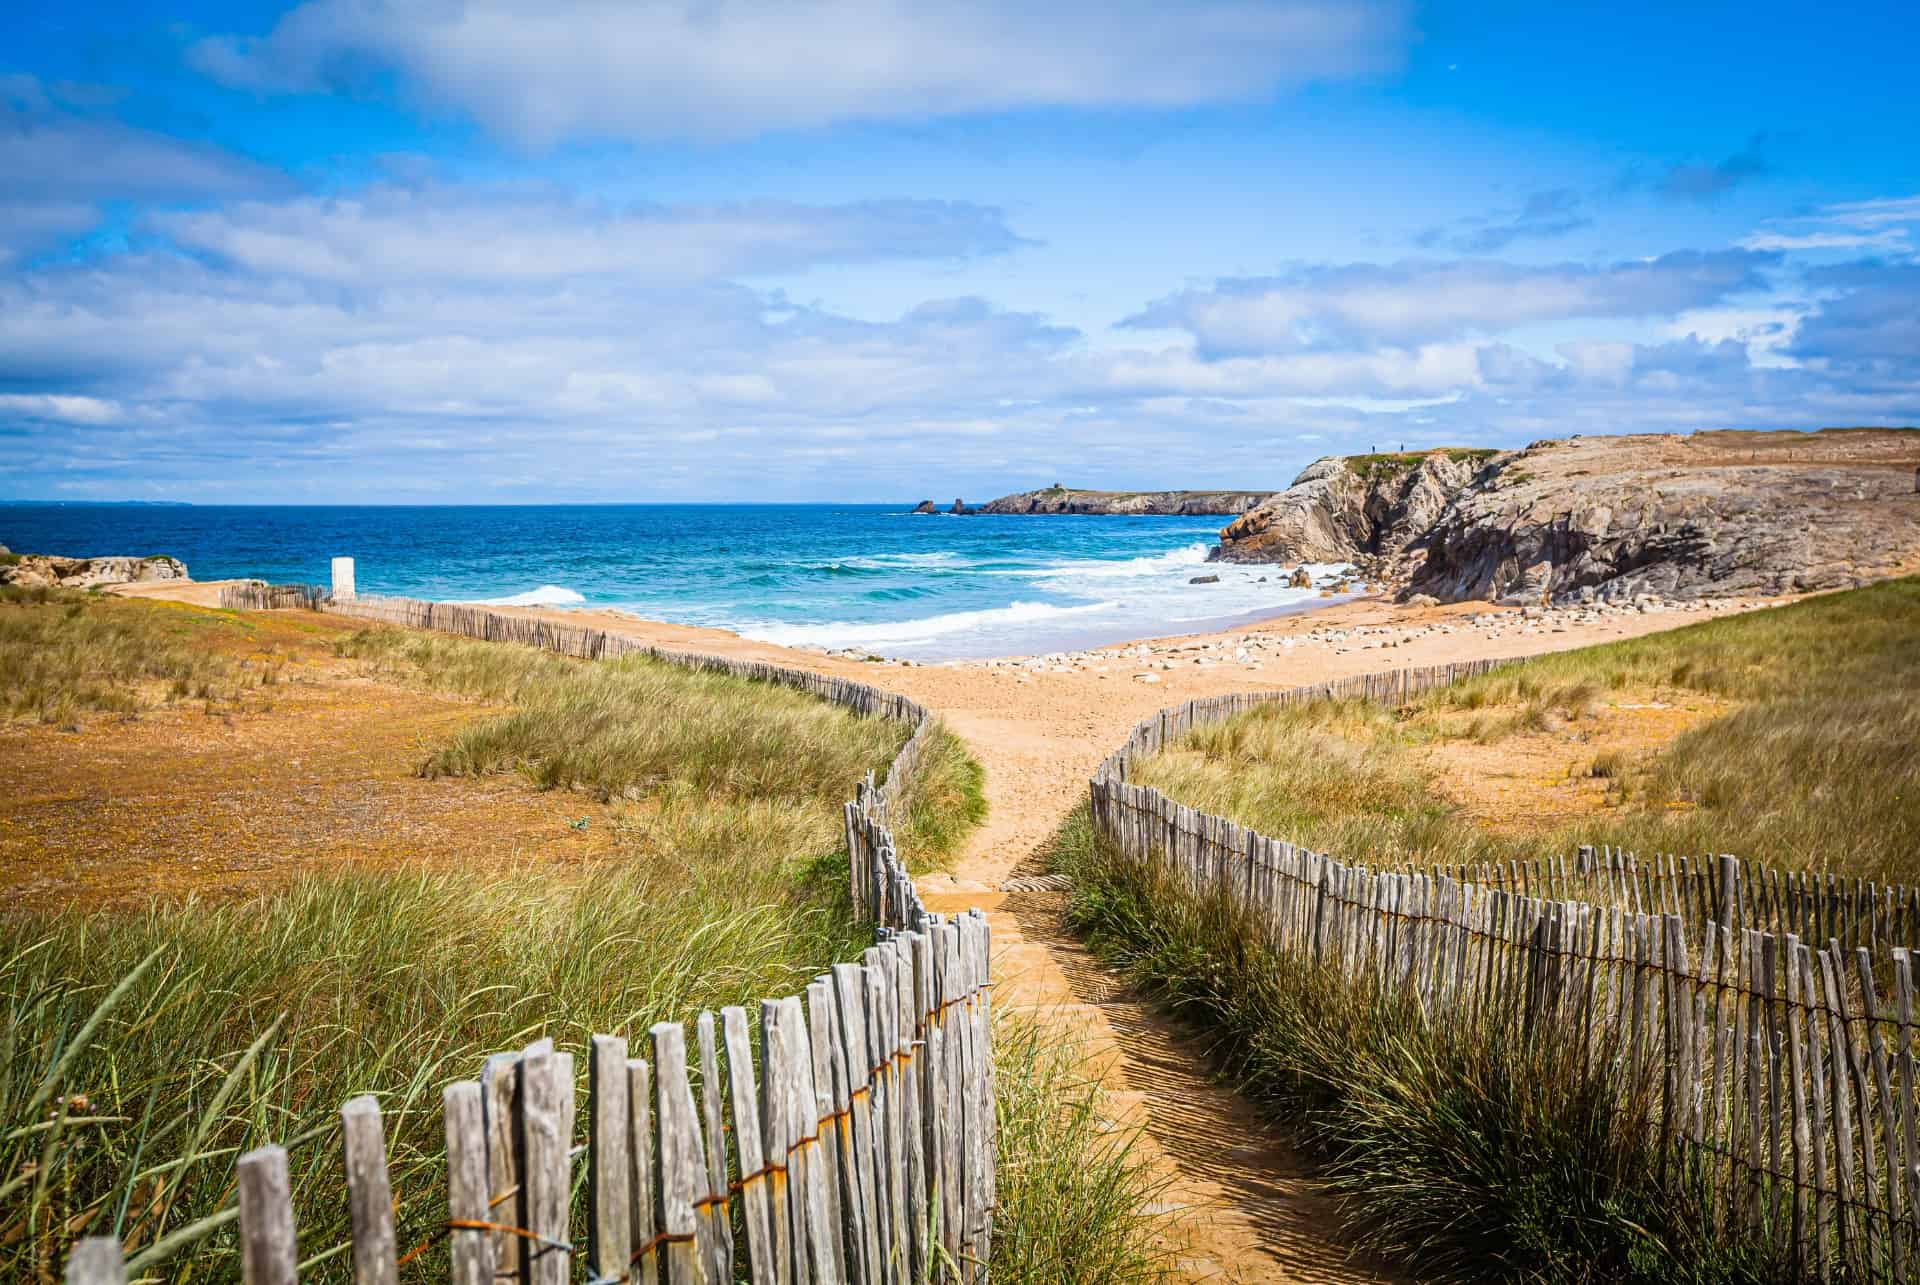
[3,0,1916,503]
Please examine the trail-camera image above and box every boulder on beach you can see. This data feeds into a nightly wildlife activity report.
[1288,567,1312,588]
[1188,574,1220,584]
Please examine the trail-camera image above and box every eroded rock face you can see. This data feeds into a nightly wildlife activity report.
[981,487,1272,515]
[1209,429,1920,603]
[0,553,189,589]
[1212,451,1482,564]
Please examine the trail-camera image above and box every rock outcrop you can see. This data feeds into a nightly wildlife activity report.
[910,500,937,514]
[1213,451,1489,564]
[1209,429,1920,604]
[980,486,1273,515]
[0,553,189,589]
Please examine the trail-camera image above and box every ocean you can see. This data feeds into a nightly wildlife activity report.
[0,504,1348,660]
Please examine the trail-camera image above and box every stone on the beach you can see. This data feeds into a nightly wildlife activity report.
[1404,593,1440,607]
[1188,574,1220,584]
[1289,567,1312,588]
[1133,672,1162,683]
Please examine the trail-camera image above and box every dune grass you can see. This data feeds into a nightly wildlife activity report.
[333,624,986,869]
[0,608,996,1277]
[988,1013,1173,1284]
[0,586,249,725]
[1132,575,1920,881]
[1049,805,1769,1283]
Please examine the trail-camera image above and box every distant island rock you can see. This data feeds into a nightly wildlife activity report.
[0,552,190,589]
[979,485,1274,516]
[1210,428,1920,604]
[910,500,938,514]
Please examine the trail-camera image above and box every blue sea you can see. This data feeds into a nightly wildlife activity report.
[0,504,1347,660]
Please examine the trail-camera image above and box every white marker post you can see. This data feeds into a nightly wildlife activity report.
[331,556,356,601]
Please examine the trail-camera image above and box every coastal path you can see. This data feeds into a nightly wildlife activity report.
[484,593,1727,1282]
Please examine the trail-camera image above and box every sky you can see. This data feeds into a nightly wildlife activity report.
[2,0,1917,504]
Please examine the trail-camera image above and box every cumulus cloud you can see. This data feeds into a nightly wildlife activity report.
[151,187,1026,284]
[0,393,123,425]
[2,75,285,203]
[1741,195,1919,255]
[188,0,1409,143]
[1415,188,1591,253]
[1618,136,1769,204]
[1121,251,1778,355]
[1789,260,1920,387]
[1,73,289,263]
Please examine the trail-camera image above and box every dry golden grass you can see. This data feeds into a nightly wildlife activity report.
[0,596,991,1277]
[1134,575,1920,881]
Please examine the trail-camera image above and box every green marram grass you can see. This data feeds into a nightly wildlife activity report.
[1131,575,1920,882]
[1049,805,1775,1284]
[0,610,998,1278]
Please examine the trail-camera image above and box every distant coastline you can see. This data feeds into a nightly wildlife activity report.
[915,486,1272,517]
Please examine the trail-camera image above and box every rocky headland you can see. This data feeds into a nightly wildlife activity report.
[978,485,1273,515]
[0,550,189,589]
[1212,429,1920,604]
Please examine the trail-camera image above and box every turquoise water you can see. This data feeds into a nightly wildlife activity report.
[0,504,1345,660]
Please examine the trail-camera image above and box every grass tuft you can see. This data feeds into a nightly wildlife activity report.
[988,1012,1174,1284]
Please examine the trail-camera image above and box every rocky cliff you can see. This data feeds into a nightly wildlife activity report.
[1210,429,1920,603]
[981,486,1273,516]
[0,553,189,589]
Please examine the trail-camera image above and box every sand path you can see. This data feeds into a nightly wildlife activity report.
[497,594,1745,1282]
[134,582,1755,1279]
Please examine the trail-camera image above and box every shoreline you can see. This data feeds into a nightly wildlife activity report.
[112,576,1785,672]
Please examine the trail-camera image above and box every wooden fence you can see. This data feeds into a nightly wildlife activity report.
[66,914,995,1284]
[69,587,999,1282]
[1090,658,1920,1281]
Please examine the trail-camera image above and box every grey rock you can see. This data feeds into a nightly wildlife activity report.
[0,553,189,588]
[1210,429,1920,604]
[1188,574,1221,584]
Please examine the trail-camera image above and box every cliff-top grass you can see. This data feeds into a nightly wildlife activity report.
[0,595,993,1278]
[1131,574,1920,882]
[1341,446,1499,480]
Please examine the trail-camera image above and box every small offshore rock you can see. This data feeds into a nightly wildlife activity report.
[1188,574,1220,585]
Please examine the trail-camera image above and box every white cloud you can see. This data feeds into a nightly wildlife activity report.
[1740,195,1920,255]
[1122,252,1778,354]
[152,187,1024,284]
[190,0,1408,143]
[0,393,124,424]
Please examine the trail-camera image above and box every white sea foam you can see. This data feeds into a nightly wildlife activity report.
[739,553,1355,659]
[468,584,588,607]
[741,599,1113,652]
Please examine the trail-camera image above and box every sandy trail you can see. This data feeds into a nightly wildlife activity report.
[492,594,1748,1281]
[130,581,1762,1279]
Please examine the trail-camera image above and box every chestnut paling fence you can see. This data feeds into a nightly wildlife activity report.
[1091,658,1920,1281]
[64,590,995,1283]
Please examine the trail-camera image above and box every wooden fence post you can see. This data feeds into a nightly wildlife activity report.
[340,1096,398,1285]
[589,1035,633,1281]
[443,1081,491,1285]
[63,1238,125,1285]
[237,1144,298,1285]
